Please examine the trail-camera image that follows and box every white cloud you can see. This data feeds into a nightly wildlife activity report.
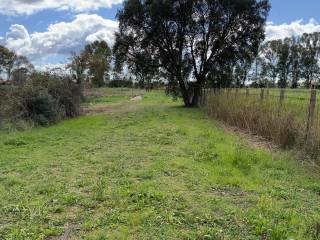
[3,14,118,62]
[6,24,33,57]
[266,18,320,41]
[3,15,320,70]
[35,62,68,73]
[0,0,123,16]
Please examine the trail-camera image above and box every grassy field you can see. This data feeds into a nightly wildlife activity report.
[225,88,316,118]
[0,88,320,239]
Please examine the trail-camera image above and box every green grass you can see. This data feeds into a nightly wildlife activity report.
[0,88,320,239]
[87,95,131,104]
[228,88,313,117]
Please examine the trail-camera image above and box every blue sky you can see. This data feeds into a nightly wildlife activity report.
[268,0,320,24]
[0,0,320,68]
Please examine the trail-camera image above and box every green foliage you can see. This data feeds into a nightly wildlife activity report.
[85,41,112,87]
[254,32,320,88]
[68,41,112,87]
[115,0,270,106]
[0,72,82,128]
[24,95,58,126]
[0,45,34,82]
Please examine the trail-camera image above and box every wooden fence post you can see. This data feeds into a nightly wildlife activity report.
[279,88,285,106]
[203,88,206,107]
[260,88,265,101]
[266,88,270,99]
[200,87,204,107]
[304,89,317,146]
[246,88,249,97]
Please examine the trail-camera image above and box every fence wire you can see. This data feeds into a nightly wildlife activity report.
[200,88,320,158]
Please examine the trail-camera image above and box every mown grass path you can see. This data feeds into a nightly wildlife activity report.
[0,89,320,239]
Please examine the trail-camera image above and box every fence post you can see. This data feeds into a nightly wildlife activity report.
[260,88,265,101]
[279,88,285,106]
[200,87,204,107]
[203,88,207,107]
[246,88,250,97]
[304,89,317,146]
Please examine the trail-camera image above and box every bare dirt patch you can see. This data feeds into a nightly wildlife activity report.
[219,123,278,152]
[83,102,142,116]
[131,95,143,101]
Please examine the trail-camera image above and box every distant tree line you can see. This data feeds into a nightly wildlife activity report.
[202,32,320,89]
[0,46,34,84]
[250,32,320,88]
[68,40,165,89]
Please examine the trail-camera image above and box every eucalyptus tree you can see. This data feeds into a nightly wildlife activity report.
[288,36,302,88]
[233,55,254,88]
[259,40,281,86]
[11,56,35,84]
[113,34,158,91]
[0,46,34,82]
[276,38,291,88]
[85,41,112,87]
[0,46,6,76]
[115,0,270,107]
[299,32,320,87]
[0,46,16,81]
[68,51,89,84]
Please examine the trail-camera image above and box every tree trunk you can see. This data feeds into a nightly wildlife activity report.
[181,88,192,107]
[191,85,201,107]
[178,78,203,107]
[7,68,11,81]
[177,76,192,107]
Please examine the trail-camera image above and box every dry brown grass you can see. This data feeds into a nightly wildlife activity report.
[206,91,320,159]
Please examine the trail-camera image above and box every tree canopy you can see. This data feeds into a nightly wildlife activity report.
[0,45,34,83]
[114,0,270,106]
[68,40,112,87]
[252,32,320,88]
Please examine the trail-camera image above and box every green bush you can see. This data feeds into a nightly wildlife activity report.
[0,72,83,128]
[24,95,58,126]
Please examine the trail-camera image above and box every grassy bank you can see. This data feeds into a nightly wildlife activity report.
[0,89,320,239]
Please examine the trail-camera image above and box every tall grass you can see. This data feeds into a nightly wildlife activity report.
[206,89,320,159]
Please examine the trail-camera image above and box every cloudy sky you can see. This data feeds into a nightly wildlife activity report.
[1,0,320,69]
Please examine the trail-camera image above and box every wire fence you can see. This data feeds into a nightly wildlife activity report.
[200,87,320,158]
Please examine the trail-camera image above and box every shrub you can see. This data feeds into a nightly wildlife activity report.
[23,95,59,126]
[0,72,83,128]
